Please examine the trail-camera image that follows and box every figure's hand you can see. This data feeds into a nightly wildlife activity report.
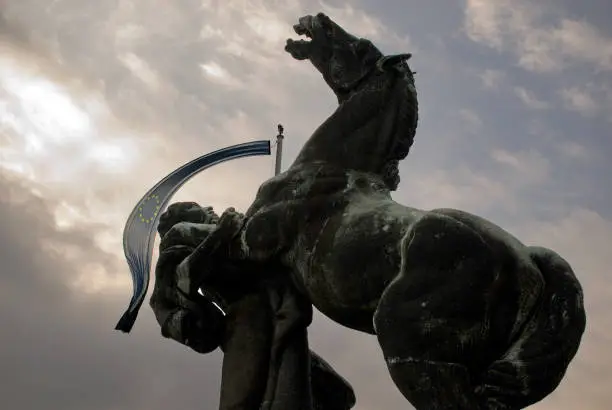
[218,207,245,240]
[158,202,219,238]
[160,296,225,354]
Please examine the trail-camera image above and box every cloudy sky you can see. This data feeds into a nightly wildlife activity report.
[0,0,610,409]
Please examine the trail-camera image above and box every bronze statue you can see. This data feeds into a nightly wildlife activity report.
[151,13,586,409]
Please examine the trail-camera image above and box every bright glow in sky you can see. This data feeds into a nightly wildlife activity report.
[0,56,136,185]
[0,55,139,291]
[7,76,91,141]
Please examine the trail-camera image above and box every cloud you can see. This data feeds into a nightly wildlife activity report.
[480,68,506,89]
[513,208,612,409]
[491,148,550,181]
[556,140,591,160]
[0,168,227,410]
[463,0,612,72]
[559,85,601,117]
[200,61,244,89]
[399,166,512,213]
[118,52,163,91]
[514,86,550,110]
[457,108,484,129]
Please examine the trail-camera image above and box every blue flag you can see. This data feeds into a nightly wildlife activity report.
[115,140,271,332]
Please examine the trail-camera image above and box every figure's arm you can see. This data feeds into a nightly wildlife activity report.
[149,202,226,354]
[149,242,226,353]
[175,207,247,295]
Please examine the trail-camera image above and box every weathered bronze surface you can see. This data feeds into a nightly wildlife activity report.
[150,13,585,410]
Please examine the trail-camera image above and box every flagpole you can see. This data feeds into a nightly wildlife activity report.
[274,124,284,176]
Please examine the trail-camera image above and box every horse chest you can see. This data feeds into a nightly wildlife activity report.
[293,197,418,313]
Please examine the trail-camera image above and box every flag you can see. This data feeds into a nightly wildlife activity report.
[115,140,271,332]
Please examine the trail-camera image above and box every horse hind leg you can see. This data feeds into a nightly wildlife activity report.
[474,246,586,409]
[373,213,509,410]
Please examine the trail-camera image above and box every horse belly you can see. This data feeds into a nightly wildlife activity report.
[427,208,546,339]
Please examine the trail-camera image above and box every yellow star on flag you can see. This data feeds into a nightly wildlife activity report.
[138,194,161,224]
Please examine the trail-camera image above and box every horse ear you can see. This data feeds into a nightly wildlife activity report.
[355,39,382,66]
[354,39,372,55]
[376,53,412,71]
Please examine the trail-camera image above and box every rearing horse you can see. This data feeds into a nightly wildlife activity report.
[287,14,417,191]
[184,13,585,410]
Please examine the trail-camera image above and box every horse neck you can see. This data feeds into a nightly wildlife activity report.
[292,74,417,189]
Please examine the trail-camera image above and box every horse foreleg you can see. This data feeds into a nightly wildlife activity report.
[373,213,510,410]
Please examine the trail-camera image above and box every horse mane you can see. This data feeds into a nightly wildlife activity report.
[291,56,418,192]
[380,61,419,190]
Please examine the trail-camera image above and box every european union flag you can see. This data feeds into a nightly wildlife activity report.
[138,194,161,224]
[115,140,271,333]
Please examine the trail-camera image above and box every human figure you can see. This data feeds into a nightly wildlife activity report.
[149,202,355,410]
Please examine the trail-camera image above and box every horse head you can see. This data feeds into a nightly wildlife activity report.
[285,13,410,101]
[285,13,418,190]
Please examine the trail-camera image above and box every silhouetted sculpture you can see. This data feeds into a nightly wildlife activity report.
[151,13,586,410]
